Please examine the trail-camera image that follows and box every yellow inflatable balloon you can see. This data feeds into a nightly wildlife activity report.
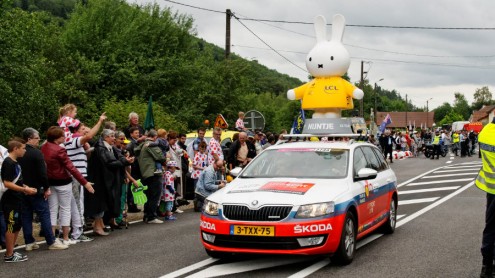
[287,14,363,119]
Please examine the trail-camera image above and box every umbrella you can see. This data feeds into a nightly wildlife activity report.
[144,96,155,131]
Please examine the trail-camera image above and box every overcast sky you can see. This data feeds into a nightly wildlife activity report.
[132,0,495,110]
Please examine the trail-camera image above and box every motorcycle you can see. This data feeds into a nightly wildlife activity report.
[424,143,447,158]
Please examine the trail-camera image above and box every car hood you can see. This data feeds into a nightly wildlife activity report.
[208,177,349,206]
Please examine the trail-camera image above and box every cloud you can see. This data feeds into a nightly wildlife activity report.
[133,0,495,110]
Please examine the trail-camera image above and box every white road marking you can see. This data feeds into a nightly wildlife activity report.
[421,172,478,178]
[160,258,219,278]
[397,166,445,188]
[398,197,439,205]
[446,161,453,164]
[407,178,474,186]
[397,181,474,228]
[449,157,454,160]
[433,169,480,173]
[397,214,406,220]
[399,186,460,194]
[185,257,314,278]
[287,258,331,278]
[445,165,482,169]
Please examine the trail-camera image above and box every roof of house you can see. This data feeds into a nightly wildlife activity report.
[472,105,495,122]
[375,111,435,128]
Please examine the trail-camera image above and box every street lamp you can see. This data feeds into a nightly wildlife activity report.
[426,98,433,130]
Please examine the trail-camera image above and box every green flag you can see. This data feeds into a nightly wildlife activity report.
[144,96,155,131]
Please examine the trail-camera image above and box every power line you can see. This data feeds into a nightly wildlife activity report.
[232,15,307,73]
[237,16,495,30]
[232,44,495,69]
[162,1,495,30]
[162,0,225,14]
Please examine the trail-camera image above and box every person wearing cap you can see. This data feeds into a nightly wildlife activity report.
[161,161,179,221]
[64,112,106,242]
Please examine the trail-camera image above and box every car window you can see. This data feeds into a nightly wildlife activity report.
[371,147,389,171]
[240,148,349,179]
[353,148,368,177]
[361,147,382,171]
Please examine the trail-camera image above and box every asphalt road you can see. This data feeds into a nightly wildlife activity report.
[0,153,484,278]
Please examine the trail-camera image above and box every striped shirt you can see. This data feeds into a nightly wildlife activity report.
[64,136,87,177]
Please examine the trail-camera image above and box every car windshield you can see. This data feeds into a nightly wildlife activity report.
[240,148,349,179]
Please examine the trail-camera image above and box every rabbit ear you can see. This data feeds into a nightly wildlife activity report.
[331,14,346,42]
[314,15,327,43]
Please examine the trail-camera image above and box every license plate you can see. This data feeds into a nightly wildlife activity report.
[231,225,275,237]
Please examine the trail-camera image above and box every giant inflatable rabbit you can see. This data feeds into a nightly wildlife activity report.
[287,14,364,118]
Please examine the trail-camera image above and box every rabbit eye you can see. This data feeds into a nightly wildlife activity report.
[309,57,312,62]
[330,56,334,61]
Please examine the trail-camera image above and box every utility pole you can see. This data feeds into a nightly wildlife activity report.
[225,9,232,59]
[359,61,364,117]
[405,94,408,130]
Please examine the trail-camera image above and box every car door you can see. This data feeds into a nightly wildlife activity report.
[360,146,390,225]
[352,147,376,231]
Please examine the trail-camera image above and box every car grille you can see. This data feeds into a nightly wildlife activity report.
[208,234,327,250]
[222,205,293,221]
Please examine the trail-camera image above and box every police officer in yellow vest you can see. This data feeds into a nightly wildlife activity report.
[452,131,460,156]
[431,131,441,160]
[477,118,495,278]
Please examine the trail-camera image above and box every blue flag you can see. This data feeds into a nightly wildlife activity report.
[291,108,305,134]
[379,113,392,133]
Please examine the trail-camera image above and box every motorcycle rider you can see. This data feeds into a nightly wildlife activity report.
[431,130,441,160]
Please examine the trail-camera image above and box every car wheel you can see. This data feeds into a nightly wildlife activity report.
[205,248,229,259]
[333,211,356,265]
[382,197,397,234]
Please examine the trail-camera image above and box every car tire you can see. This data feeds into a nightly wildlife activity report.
[333,211,356,265]
[382,197,397,234]
[205,248,229,259]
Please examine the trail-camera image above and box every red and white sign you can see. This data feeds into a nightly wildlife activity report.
[259,182,315,195]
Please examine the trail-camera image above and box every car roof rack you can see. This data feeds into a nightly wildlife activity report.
[278,133,369,145]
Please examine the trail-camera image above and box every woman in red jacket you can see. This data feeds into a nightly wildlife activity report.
[41,126,94,246]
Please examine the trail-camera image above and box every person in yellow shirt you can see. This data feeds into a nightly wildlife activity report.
[477,118,495,278]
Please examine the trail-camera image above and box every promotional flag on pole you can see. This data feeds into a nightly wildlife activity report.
[144,96,155,131]
[379,114,392,133]
[291,107,305,134]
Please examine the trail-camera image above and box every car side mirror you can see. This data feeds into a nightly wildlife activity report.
[230,167,242,177]
[355,168,378,181]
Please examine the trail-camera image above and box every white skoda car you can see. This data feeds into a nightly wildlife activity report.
[200,139,397,265]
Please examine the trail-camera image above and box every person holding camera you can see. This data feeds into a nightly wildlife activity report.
[18,128,68,251]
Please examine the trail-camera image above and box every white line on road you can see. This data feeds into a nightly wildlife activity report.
[397,166,445,188]
[160,258,219,278]
[398,197,439,205]
[287,258,331,278]
[407,178,474,186]
[421,172,478,178]
[446,161,452,164]
[397,181,475,228]
[399,186,460,194]
[445,165,482,169]
[397,214,405,220]
[185,257,314,278]
[433,169,480,173]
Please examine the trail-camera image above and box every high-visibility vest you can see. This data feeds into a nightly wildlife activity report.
[432,135,440,145]
[452,133,460,143]
[476,123,495,194]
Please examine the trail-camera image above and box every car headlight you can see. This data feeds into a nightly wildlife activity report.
[295,202,335,218]
[203,200,219,216]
